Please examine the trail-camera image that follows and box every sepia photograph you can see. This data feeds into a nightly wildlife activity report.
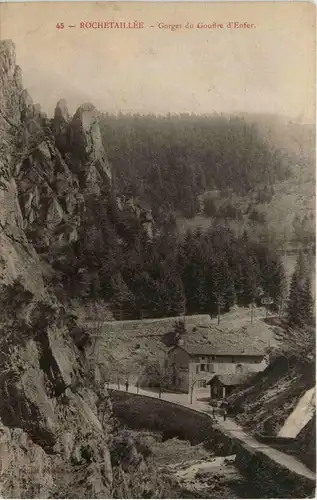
[0,1,315,498]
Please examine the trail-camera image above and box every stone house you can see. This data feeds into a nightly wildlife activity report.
[166,335,268,395]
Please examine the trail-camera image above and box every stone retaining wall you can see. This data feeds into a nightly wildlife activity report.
[110,390,315,498]
[109,390,235,454]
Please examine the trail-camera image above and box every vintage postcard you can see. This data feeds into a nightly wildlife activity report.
[0,1,315,498]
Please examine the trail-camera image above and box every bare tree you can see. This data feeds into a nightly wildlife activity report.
[142,356,170,398]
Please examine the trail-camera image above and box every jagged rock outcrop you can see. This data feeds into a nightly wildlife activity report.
[67,103,112,194]
[116,194,155,238]
[52,99,70,153]
[1,38,115,267]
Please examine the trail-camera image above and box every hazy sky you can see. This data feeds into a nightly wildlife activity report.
[1,2,315,122]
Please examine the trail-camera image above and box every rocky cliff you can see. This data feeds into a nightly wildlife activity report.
[0,40,112,282]
[0,39,118,497]
[0,38,166,498]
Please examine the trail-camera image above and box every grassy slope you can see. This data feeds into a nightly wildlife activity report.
[89,314,213,381]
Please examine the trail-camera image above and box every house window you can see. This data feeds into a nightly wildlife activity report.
[200,364,205,371]
[199,380,207,388]
[231,357,235,363]
[196,365,200,374]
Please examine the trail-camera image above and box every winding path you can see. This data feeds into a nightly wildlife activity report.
[108,384,316,482]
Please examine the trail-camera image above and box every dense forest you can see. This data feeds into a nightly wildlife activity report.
[52,189,286,320]
[99,113,289,218]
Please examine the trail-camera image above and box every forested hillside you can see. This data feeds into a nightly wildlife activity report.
[99,112,315,254]
[99,113,289,218]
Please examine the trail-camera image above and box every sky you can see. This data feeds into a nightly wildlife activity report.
[1,2,316,122]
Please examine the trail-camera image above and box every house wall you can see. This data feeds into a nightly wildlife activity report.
[191,355,267,377]
[167,349,267,393]
[188,355,267,392]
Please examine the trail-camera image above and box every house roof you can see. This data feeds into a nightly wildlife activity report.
[179,343,264,356]
[170,322,272,357]
[207,373,254,386]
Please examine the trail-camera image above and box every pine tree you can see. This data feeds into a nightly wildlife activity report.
[300,278,315,327]
[208,259,234,324]
[163,272,186,316]
[287,271,302,326]
[287,252,314,328]
[110,273,136,320]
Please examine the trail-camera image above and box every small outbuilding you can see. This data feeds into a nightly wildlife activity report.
[207,373,254,399]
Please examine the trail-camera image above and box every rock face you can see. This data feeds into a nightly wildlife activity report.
[0,280,114,498]
[0,40,44,295]
[0,40,115,497]
[0,38,159,497]
[1,39,115,267]
[68,103,112,193]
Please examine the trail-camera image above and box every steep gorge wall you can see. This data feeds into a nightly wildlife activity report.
[0,39,117,498]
